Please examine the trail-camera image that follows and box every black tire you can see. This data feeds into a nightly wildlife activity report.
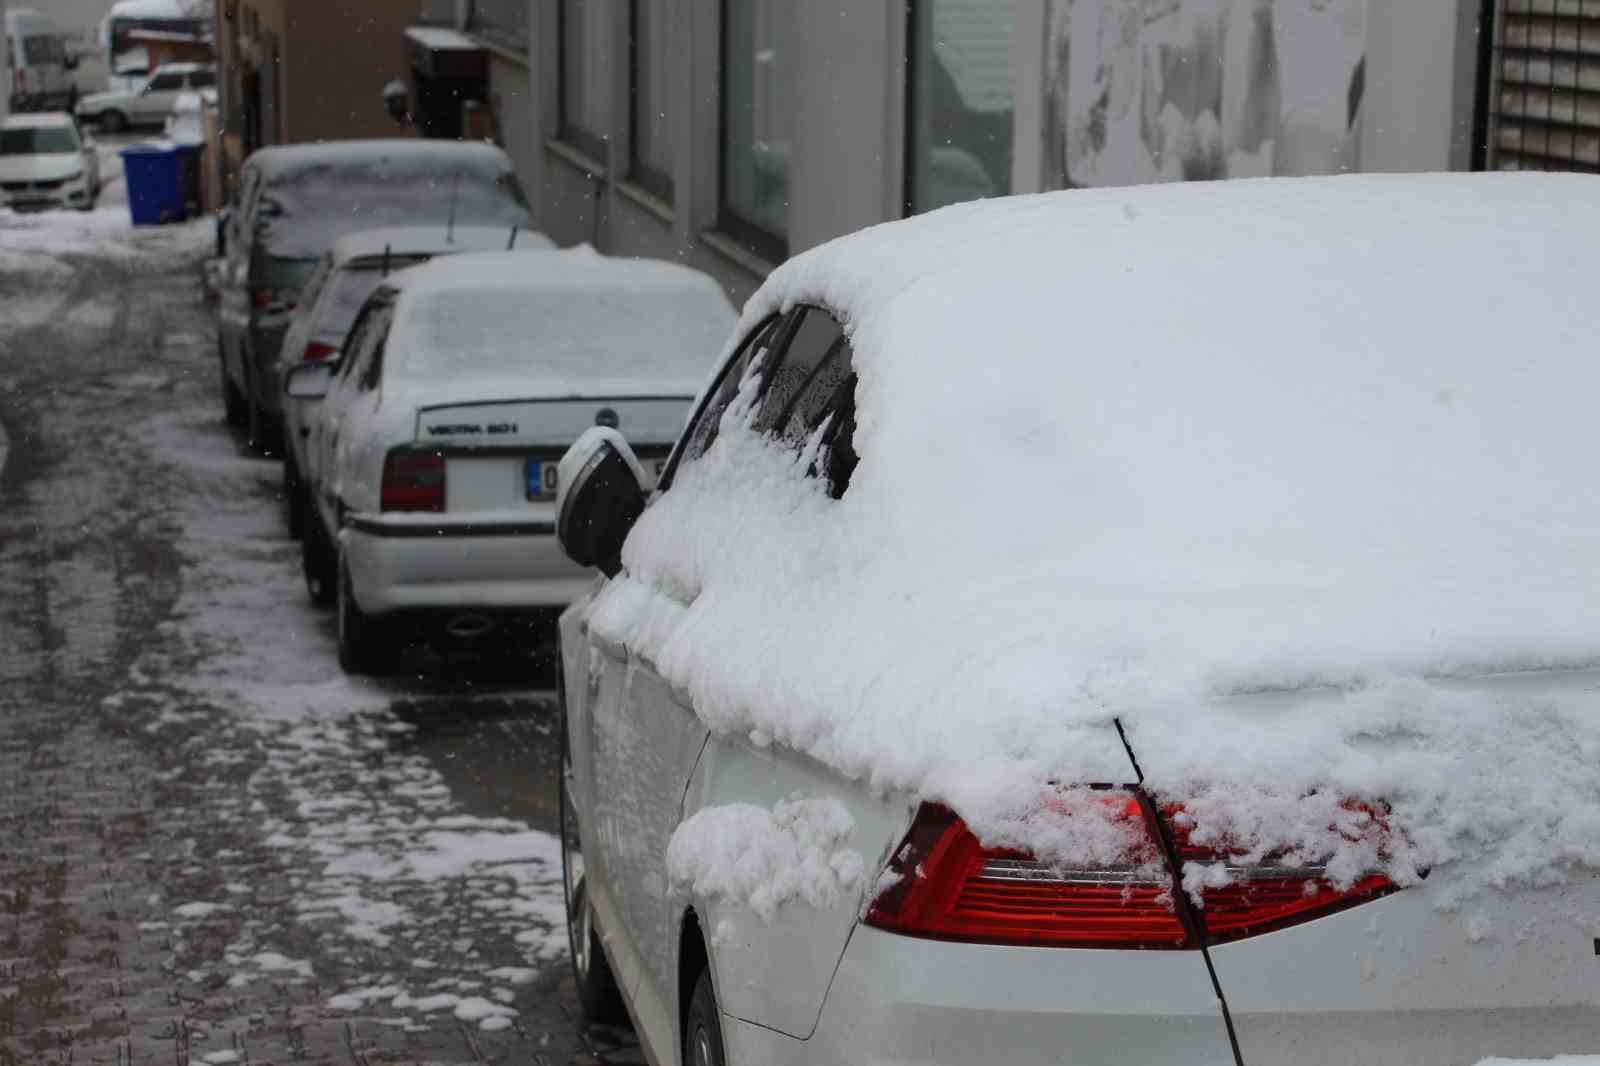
[336,556,384,675]
[560,696,626,1025]
[99,110,128,134]
[283,452,304,540]
[301,503,336,607]
[684,969,726,1066]
[245,384,276,457]
[220,341,247,426]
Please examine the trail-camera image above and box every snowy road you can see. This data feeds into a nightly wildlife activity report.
[0,199,642,1063]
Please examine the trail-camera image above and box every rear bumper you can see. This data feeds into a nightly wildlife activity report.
[342,518,593,615]
[725,924,1235,1066]
[1210,877,1600,1065]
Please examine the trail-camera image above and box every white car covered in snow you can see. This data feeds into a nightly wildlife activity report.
[284,249,735,675]
[276,225,556,555]
[553,173,1600,1066]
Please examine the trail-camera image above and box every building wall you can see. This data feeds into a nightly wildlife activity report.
[503,0,1488,302]
[278,0,420,144]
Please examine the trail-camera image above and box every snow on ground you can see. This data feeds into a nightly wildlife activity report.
[1477,1059,1600,1065]
[108,397,570,1026]
[666,798,863,922]
[592,173,1600,907]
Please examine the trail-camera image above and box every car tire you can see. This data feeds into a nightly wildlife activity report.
[219,341,247,426]
[283,451,304,540]
[99,110,128,134]
[684,969,727,1066]
[336,555,384,675]
[559,695,627,1026]
[301,501,337,608]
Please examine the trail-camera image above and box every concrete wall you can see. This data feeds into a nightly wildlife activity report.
[510,0,1485,303]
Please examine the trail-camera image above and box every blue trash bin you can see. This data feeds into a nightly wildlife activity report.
[121,144,185,226]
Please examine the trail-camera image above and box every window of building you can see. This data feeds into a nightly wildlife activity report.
[468,0,529,52]
[905,0,1018,215]
[559,0,610,163]
[629,0,674,202]
[720,0,791,262]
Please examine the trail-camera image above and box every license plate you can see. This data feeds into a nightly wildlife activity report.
[525,458,559,501]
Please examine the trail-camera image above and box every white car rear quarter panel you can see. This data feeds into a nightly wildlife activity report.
[1209,873,1600,1064]
[737,926,1235,1066]
[683,733,914,1041]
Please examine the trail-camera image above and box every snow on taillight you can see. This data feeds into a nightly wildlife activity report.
[381,450,445,513]
[864,792,1397,950]
[302,341,339,362]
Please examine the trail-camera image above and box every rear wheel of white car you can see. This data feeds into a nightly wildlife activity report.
[559,698,626,1025]
[336,557,384,675]
[685,970,726,1066]
[301,505,336,607]
[219,342,246,426]
[283,454,304,540]
[98,110,128,134]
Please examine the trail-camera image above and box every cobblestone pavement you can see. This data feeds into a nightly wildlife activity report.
[0,200,645,1064]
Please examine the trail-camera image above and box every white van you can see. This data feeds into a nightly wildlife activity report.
[6,9,78,113]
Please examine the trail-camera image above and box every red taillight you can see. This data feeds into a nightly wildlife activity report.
[251,287,296,310]
[864,794,1397,950]
[381,451,445,513]
[302,340,339,362]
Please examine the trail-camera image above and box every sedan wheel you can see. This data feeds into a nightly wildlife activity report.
[336,556,384,675]
[686,970,726,1066]
[559,704,625,1024]
[300,503,336,607]
[99,110,129,134]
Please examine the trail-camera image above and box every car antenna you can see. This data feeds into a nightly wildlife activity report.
[446,171,463,245]
[381,244,391,277]
[506,225,519,250]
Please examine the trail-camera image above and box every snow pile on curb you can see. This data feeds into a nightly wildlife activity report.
[594,174,1600,901]
[666,798,864,921]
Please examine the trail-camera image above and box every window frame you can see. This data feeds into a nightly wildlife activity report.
[146,71,185,93]
[658,312,790,492]
[556,0,610,164]
[627,0,674,203]
[717,0,789,265]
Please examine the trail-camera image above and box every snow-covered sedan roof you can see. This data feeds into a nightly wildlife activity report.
[2,113,78,130]
[591,172,1600,902]
[248,140,512,182]
[327,226,554,268]
[379,249,735,401]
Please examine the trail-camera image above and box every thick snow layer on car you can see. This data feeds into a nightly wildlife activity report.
[666,798,864,921]
[591,173,1600,902]
[385,250,737,397]
[251,142,530,259]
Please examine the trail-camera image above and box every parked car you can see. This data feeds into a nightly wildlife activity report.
[283,249,735,675]
[277,224,556,557]
[216,140,532,454]
[551,173,1600,1066]
[74,62,214,133]
[0,113,99,212]
[5,8,78,114]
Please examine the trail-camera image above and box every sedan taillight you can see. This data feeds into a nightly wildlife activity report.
[302,341,339,362]
[381,450,445,513]
[864,794,1396,949]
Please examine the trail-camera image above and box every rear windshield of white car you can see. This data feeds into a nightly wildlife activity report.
[316,259,427,339]
[400,285,733,386]
[258,165,530,258]
[0,128,77,155]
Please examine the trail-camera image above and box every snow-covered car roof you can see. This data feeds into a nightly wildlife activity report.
[247,140,512,183]
[380,249,736,399]
[2,113,78,131]
[327,225,554,268]
[246,141,529,259]
[591,171,1600,902]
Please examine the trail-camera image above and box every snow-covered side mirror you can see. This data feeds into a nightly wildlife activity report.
[284,361,336,400]
[556,427,649,579]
